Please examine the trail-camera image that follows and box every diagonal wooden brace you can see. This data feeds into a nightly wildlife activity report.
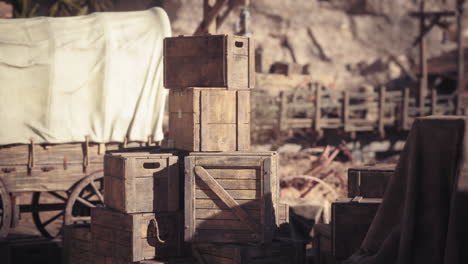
[194,166,261,235]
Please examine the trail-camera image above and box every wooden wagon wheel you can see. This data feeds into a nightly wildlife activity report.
[0,178,12,238]
[64,171,104,226]
[31,191,69,238]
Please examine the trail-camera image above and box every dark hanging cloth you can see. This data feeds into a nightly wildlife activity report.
[345,116,468,264]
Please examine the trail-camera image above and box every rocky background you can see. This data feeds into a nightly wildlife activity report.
[164,0,461,90]
[1,0,463,90]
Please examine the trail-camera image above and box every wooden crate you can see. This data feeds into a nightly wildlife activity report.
[194,241,306,264]
[184,152,279,243]
[104,151,181,213]
[63,224,92,264]
[331,197,381,260]
[348,165,394,198]
[168,88,250,152]
[164,34,254,89]
[91,207,184,262]
[0,235,61,264]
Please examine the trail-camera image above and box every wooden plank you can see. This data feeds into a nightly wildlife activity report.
[195,199,261,210]
[237,90,251,150]
[196,179,259,190]
[195,219,251,231]
[194,166,261,234]
[196,209,260,220]
[0,164,101,192]
[194,156,263,167]
[195,189,259,200]
[184,157,195,242]
[314,86,322,134]
[402,88,410,130]
[343,90,350,132]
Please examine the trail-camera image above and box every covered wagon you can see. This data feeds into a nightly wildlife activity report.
[0,8,171,238]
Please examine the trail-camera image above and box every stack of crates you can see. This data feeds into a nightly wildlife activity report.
[85,34,302,264]
[330,165,394,261]
[90,149,193,264]
[164,34,301,264]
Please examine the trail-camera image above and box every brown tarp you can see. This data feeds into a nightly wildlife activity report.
[345,116,468,264]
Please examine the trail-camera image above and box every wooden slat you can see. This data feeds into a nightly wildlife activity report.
[195,199,261,210]
[196,189,259,200]
[196,209,260,220]
[199,168,259,179]
[194,166,261,234]
[196,179,259,190]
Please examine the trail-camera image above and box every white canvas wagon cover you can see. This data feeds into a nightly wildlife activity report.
[0,7,171,145]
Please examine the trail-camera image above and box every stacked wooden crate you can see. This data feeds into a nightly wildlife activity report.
[164,34,303,263]
[330,165,394,261]
[89,150,194,264]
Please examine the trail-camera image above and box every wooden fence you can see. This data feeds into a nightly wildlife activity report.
[252,82,465,141]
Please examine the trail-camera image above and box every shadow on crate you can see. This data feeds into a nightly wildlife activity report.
[187,194,310,264]
[0,234,62,264]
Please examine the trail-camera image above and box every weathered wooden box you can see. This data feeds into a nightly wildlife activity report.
[91,207,184,262]
[168,88,250,152]
[63,224,92,264]
[184,152,279,243]
[348,165,394,198]
[194,241,306,264]
[104,151,181,213]
[332,198,381,260]
[0,235,61,264]
[164,34,255,89]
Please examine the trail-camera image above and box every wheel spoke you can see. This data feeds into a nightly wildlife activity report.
[76,196,96,208]
[48,191,68,202]
[90,182,105,203]
[42,211,64,227]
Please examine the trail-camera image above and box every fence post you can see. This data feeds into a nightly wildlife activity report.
[378,86,386,138]
[401,88,410,130]
[343,90,350,133]
[314,86,322,137]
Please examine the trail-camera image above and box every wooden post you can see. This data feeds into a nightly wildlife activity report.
[402,88,410,130]
[418,0,428,114]
[343,91,350,132]
[456,0,465,115]
[204,0,217,34]
[314,86,322,136]
[431,88,437,115]
[277,91,288,134]
[378,86,386,138]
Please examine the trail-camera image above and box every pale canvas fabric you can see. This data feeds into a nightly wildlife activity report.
[0,7,171,145]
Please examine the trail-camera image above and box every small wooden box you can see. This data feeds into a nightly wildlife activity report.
[63,224,92,264]
[194,241,306,264]
[184,152,279,243]
[332,198,381,260]
[168,88,250,152]
[91,207,184,262]
[104,151,181,213]
[164,34,255,89]
[348,165,394,198]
